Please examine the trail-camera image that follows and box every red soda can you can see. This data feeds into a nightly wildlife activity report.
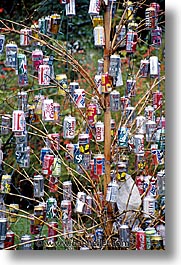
[12,110,26,132]
[42,99,54,122]
[38,64,50,85]
[4,230,15,249]
[95,121,104,142]
[153,91,163,110]
[135,175,144,195]
[101,73,112,93]
[86,103,97,127]
[136,230,146,250]
[93,154,105,175]
[42,154,54,175]
[32,49,43,72]
[48,222,58,242]
[126,31,138,53]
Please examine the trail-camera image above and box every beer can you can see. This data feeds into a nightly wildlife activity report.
[118,126,129,148]
[4,230,15,249]
[69,81,79,98]
[88,0,101,15]
[150,234,164,250]
[145,105,155,121]
[136,230,146,250]
[125,106,135,125]
[38,64,50,85]
[153,91,163,110]
[97,58,104,74]
[143,195,156,218]
[146,120,157,142]
[110,90,120,112]
[93,154,105,175]
[157,170,165,196]
[86,103,97,127]
[119,224,130,248]
[18,146,30,168]
[93,25,105,47]
[46,197,57,219]
[0,34,5,54]
[17,91,28,113]
[56,74,67,95]
[42,99,54,121]
[90,159,99,181]
[42,154,54,175]
[134,134,144,154]
[48,222,58,242]
[94,74,102,94]
[92,15,103,28]
[95,121,104,142]
[8,204,19,223]
[34,94,45,115]
[136,115,146,134]
[50,14,61,34]
[84,194,92,215]
[126,78,136,97]
[1,114,11,135]
[126,31,138,53]
[32,48,43,72]
[151,26,162,47]
[101,73,112,93]
[75,192,86,214]
[116,25,126,47]
[125,1,134,21]
[65,0,76,16]
[63,115,76,139]
[65,143,74,161]
[145,227,156,250]
[0,218,7,241]
[43,55,55,80]
[63,181,72,201]
[53,102,60,122]
[33,175,44,198]
[40,147,50,162]
[135,175,144,195]
[150,56,159,78]
[34,205,44,226]
[20,234,32,250]
[38,17,46,34]
[61,199,72,221]
[20,28,31,46]
[34,235,44,250]
[73,88,85,108]
[46,133,60,151]
[145,7,157,30]
[106,180,119,203]
[5,42,18,68]
[135,153,145,171]
[1,174,11,193]
[52,157,61,176]
[120,96,130,114]
[45,240,56,250]
[109,54,121,78]
[30,23,40,46]
[140,59,149,78]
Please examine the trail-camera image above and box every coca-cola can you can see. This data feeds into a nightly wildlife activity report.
[136,230,146,250]
[93,154,105,175]
[135,175,144,195]
[42,154,54,175]
[153,91,163,109]
[110,90,120,111]
[42,99,54,121]
[12,110,26,132]
[95,121,104,142]
[63,115,76,139]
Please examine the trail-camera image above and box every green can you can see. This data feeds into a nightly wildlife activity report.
[145,227,156,250]
[46,197,57,219]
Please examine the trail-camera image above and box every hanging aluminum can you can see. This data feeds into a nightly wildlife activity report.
[147,173,157,197]
[118,126,129,148]
[75,192,86,214]
[65,143,74,161]
[48,222,58,242]
[46,133,60,151]
[145,105,155,121]
[5,42,18,68]
[125,1,134,21]
[53,102,60,122]
[134,134,144,154]
[63,181,72,201]
[17,91,28,113]
[45,16,51,34]
[135,153,145,171]
[1,114,11,135]
[56,74,67,95]
[40,147,50,162]
[94,74,102,94]
[153,91,163,110]
[110,90,120,112]
[34,235,44,250]
[20,28,31,46]
[101,73,112,93]
[106,180,119,203]
[150,2,160,13]
[126,31,138,53]
[46,197,57,219]
[125,106,135,125]
[18,146,30,168]
[38,17,46,34]
[136,115,146,134]
[156,223,165,248]
[145,227,156,250]
[157,170,165,196]
[50,14,60,34]
[143,195,156,218]
[151,26,162,47]
[85,194,92,215]
[61,200,72,238]
[135,175,144,195]
[42,98,54,121]
[119,224,130,248]
[79,133,90,154]
[86,103,97,127]
[120,96,130,114]
[32,49,43,72]
[38,64,50,85]
[88,0,101,15]
[43,55,54,80]
[69,81,79,99]
[8,204,19,223]
[33,175,44,198]
[63,115,76,139]
[136,230,146,250]
[73,88,85,108]
[49,176,59,193]
[126,78,136,97]
[34,205,44,226]
[51,157,61,176]
[17,53,28,86]
[34,94,45,115]
[42,154,54,175]
[145,7,157,30]
[109,54,121,78]
[97,58,104,74]
[0,218,7,241]
[0,34,5,54]
[90,159,99,181]
[140,59,149,78]
[4,230,15,249]
[150,56,159,78]
[93,154,105,175]
[65,0,76,16]
[116,25,126,47]
[93,26,105,47]
[146,120,157,142]
[92,15,103,28]
[12,110,26,132]
[95,121,104,142]
[150,234,164,250]
[20,234,32,250]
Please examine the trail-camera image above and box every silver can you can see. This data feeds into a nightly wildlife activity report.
[63,181,73,201]
[110,90,120,112]
[33,175,44,198]
[20,234,32,250]
[0,218,7,241]
[119,224,130,248]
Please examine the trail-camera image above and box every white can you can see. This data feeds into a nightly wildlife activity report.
[150,56,159,78]
[65,0,76,16]
[93,26,105,47]
[95,121,104,142]
[136,115,146,134]
[12,110,26,132]
[73,88,85,108]
[88,0,101,16]
[38,64,50,85]
[63,115,76,139]
[42,99,54,121]
[143,195,156,218]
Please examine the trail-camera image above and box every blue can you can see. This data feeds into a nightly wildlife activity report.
[40,147,50,162]
[118,126,129,148]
